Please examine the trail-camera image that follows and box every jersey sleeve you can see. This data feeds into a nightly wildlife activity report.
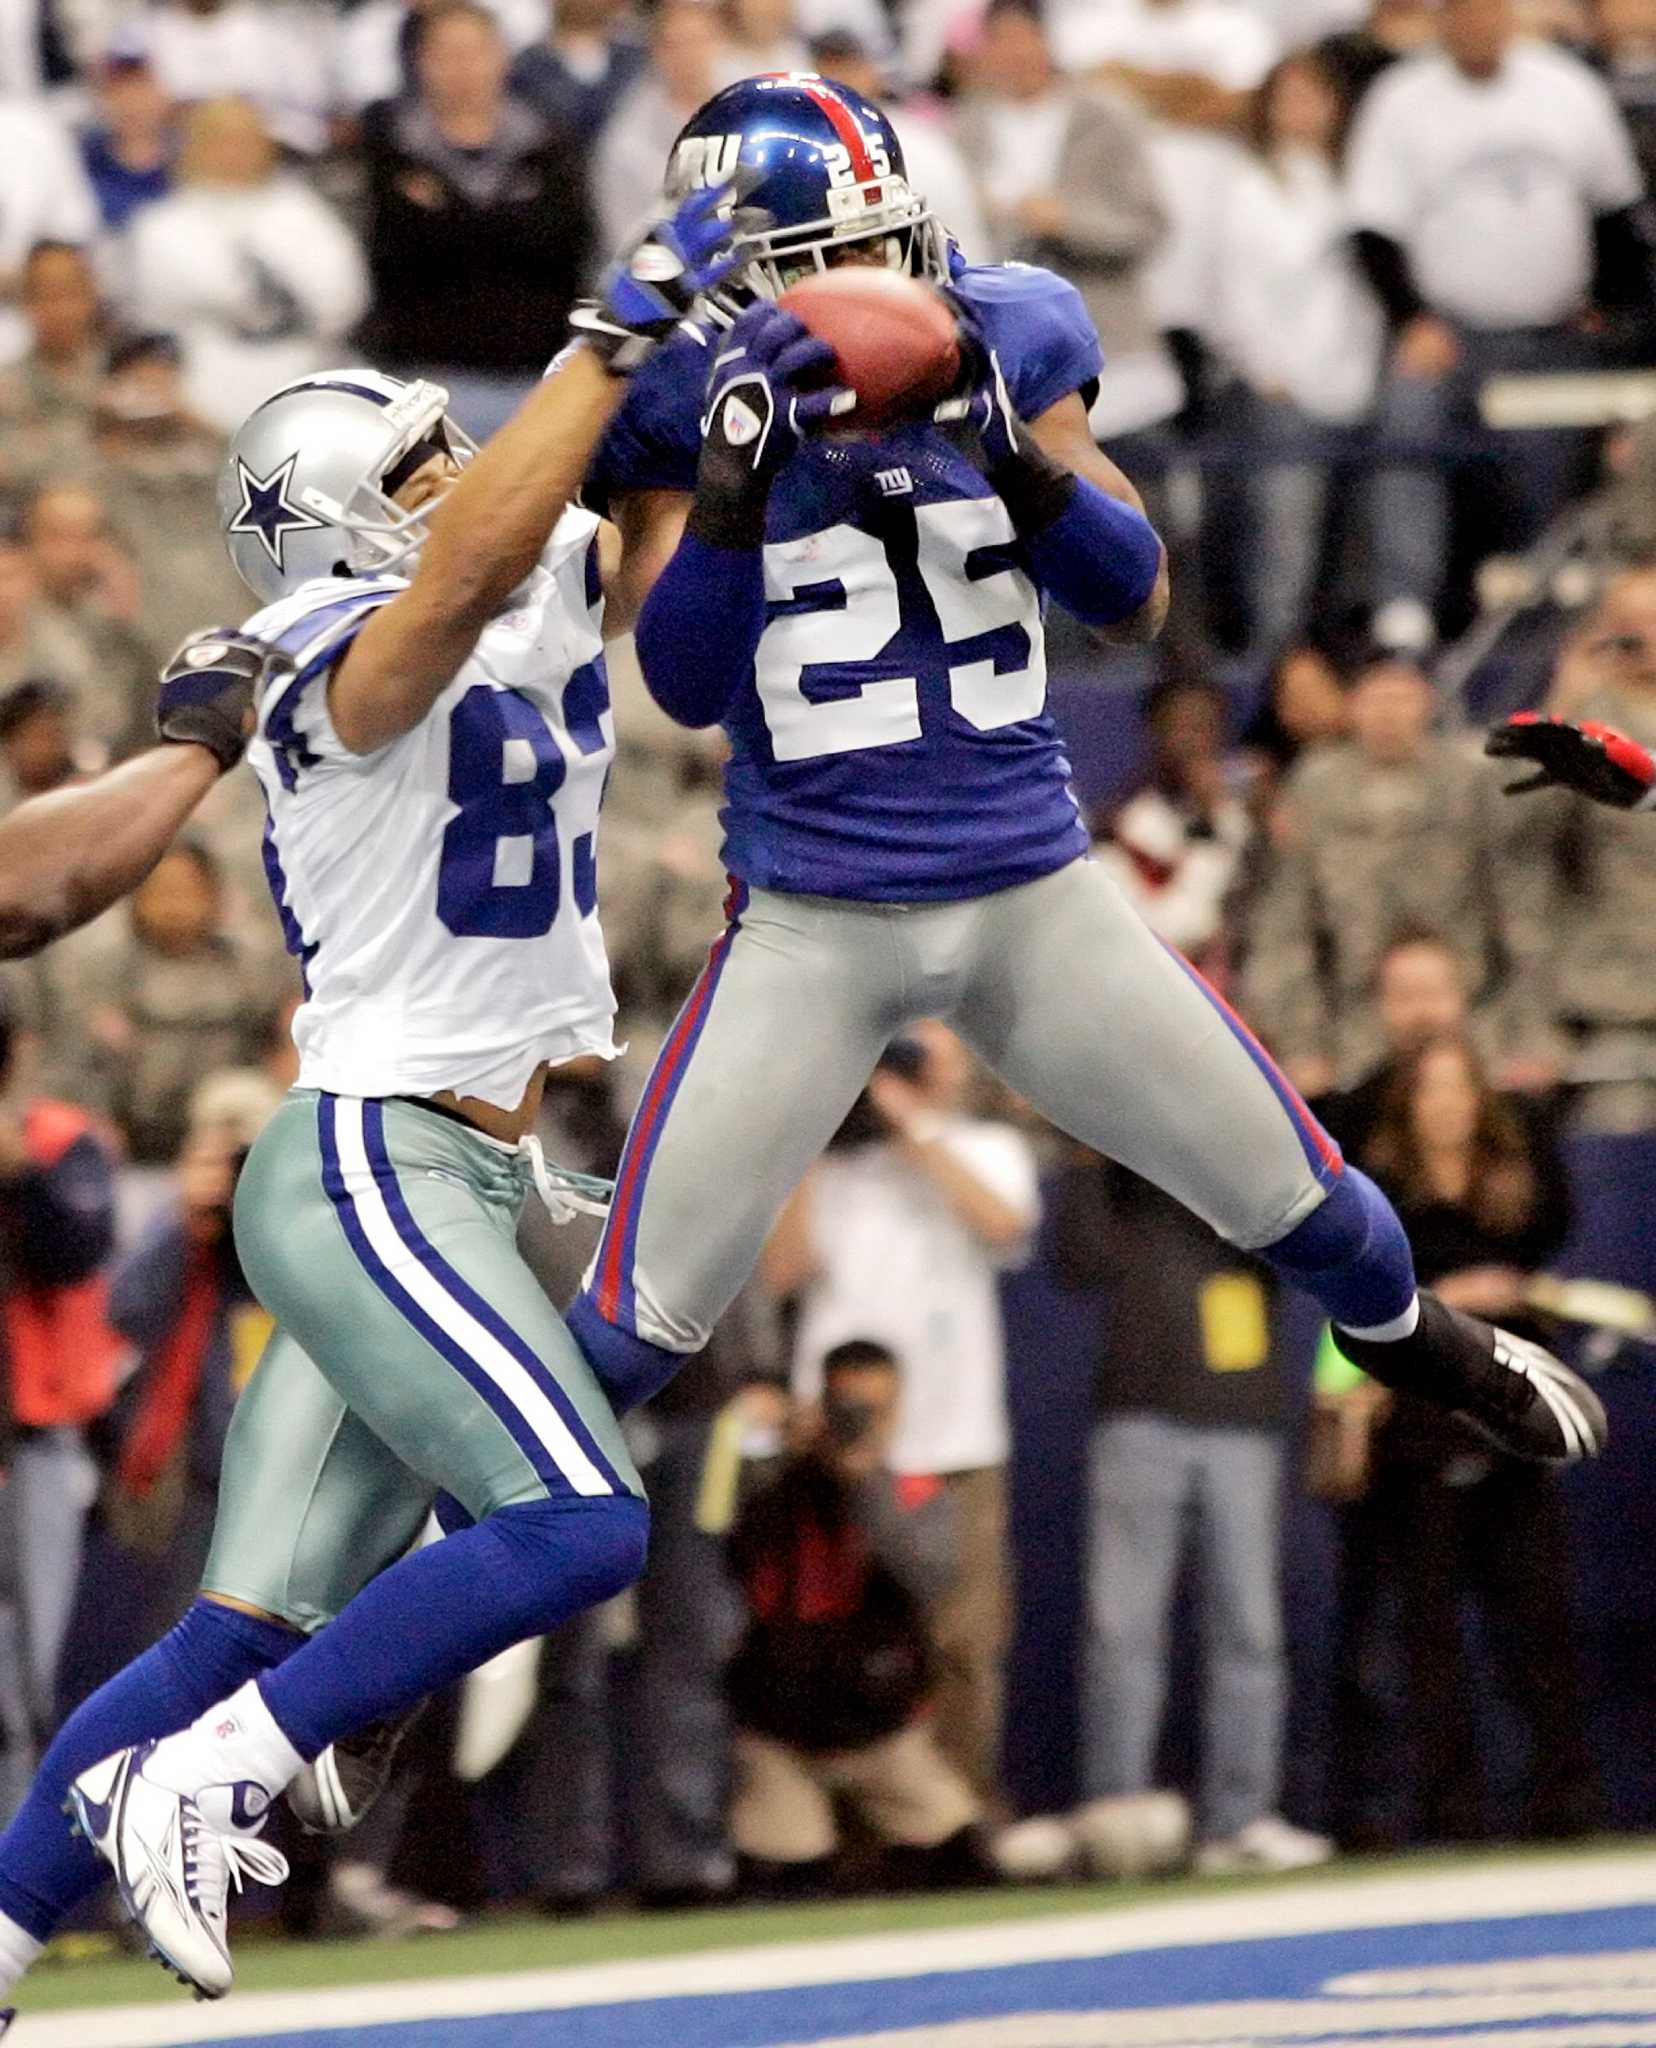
[249,582,402,788]
[583,335,706,513]
[956,263,1106,424]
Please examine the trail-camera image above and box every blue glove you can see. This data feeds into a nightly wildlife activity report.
[691,304,855,546]
[570,183,762,374]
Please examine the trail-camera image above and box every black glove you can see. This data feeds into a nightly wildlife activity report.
[156,629,289,773]
[570,182,765,374]
[1485,712,1656,809]
[933,303,1074,535]
[689,303,854,547]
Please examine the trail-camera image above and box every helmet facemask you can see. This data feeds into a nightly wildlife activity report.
[698,172,951,325]
[305,380,479,582]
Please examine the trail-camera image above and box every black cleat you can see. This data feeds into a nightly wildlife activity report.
[283,1704,425,1837]
[1334,1291,1606,1465]
[0,2007,13,2037]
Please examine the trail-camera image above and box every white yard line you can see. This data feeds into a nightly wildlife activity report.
[19,1847,1656,2048]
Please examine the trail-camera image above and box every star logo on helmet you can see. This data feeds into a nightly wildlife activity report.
[228,453,326,570]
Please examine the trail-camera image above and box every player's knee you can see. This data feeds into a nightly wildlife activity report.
[1263,1167,1411,1281]
[489,1491,650,1632]
[567,1290,693,1414]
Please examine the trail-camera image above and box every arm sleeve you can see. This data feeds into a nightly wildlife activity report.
[1592,205,1656,314]
[965,266,1105,422]
[1023,474,1164,628]
[1352,229,1425,326]
[633,532,764,729]
[8,1133,116,1288]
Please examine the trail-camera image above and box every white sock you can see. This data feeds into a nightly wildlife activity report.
[0,1910,43,1997]
[151,1680,305,1810]
[1339,1294,1421,1343]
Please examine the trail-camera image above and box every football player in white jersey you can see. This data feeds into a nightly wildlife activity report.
[0,185,784,2020]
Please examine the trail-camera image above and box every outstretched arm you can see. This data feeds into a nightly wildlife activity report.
[0,624,264,959]
[0,744,219,959]
[331,187,750,754]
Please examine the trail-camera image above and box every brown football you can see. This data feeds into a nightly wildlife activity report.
[777,267,961,433]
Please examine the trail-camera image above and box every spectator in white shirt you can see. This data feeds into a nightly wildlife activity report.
[125,0,332,154]
[1347,0,1651,646]
[123,97,368,434]
[1212,48,1383,650]
[0,101,98,366]
[955,4,1178,441]
[593,1,729,256]
[762,1023,1041,1804]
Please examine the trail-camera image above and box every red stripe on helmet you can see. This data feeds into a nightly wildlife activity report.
[795,75,877,184]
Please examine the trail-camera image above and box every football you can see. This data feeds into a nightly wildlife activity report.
[777,267,962,433]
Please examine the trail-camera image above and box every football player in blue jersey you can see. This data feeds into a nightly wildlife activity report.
[564,70,1605,1471]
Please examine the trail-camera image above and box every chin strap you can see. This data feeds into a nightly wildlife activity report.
[516,1133,614,1226]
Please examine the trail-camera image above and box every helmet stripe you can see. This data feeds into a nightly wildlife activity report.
[794,75,876,184]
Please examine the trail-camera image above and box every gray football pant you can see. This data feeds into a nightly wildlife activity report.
[582,858,1339,1355]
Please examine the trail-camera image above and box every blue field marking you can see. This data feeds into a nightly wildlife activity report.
[174,1899,1656,2048]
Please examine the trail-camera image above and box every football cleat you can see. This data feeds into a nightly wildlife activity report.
[67,1742,288,2000]
[1334,1291,1606,1465]
[284,1706,423,1837]
[0,2008,13,2036]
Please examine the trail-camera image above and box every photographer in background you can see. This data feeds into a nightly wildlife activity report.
[0,988,120,1805]
[763,1024,1040,1805]
[724,1340,992,1898]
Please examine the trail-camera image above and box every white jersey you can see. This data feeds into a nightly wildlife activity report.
[246,506,618,1109]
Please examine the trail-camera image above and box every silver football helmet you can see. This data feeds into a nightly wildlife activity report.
[217,368,477,603]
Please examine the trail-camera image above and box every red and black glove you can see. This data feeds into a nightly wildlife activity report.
[1485,711,1656,810]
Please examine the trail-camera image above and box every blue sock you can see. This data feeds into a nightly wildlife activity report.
[1260,1167,1419,1330]
[259,1493,648,1760]
[567,1292,686,1414]
[0,1601,298,1940]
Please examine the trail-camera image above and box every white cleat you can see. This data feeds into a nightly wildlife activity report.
[67,1742,288,2000]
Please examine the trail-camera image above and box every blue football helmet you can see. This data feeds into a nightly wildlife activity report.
[665,73,949,317]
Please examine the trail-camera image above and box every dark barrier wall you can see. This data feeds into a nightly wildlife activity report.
[1001,1133,1656,1832]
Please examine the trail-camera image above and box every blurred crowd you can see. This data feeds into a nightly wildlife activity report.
[1,0,1656,1941]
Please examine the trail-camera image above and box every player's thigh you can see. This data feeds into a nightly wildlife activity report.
[587,887,903,1351]
[953,860,1337,1248]
[203,1326,436,1632]
[730,1731,837,1863]
[236,1091,641,1523]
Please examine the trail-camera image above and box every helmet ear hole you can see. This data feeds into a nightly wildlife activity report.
[332,559,351,579]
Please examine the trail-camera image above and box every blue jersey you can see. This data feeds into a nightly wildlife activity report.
[590,263,1104,903]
